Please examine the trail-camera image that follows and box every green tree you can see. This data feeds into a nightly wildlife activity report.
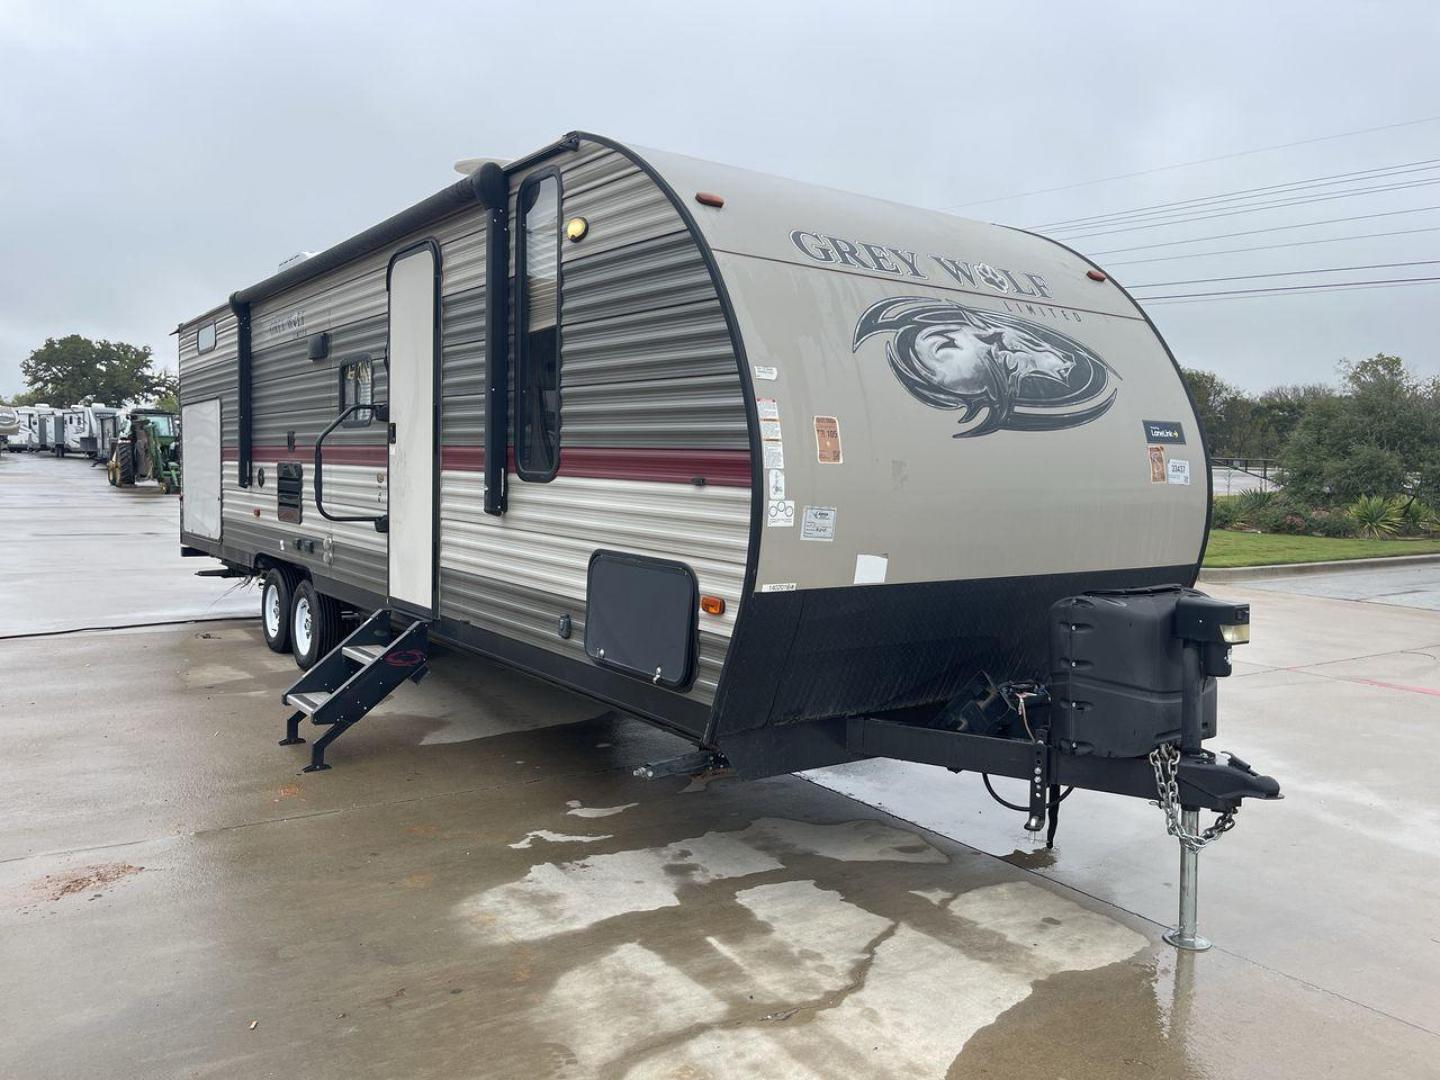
[1182,368,1242,455]
[19,335,167,407]
[1280,354,1440,505]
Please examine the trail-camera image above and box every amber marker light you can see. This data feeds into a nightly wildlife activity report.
[700,595,726,616]
[695,192,725,208]
[565,216,589,242]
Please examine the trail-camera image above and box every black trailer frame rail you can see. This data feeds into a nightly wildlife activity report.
[844,717,1280,813]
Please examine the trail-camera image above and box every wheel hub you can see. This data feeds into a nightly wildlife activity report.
[294,596,312,655]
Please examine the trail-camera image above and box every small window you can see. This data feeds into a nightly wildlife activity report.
[515,171,562,480]
[197,321,217,354]
[340,356,374,426]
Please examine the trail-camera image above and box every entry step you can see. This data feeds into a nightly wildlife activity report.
[342,643,386,665]
[285,691,333,716]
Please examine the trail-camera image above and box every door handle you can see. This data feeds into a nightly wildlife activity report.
[388,422,397,445]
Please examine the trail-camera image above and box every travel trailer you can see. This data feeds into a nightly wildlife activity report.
[0,406,19,447]
[76,403,123,459]
[4,406,37,451]
[177,132,1279,945]
[34,406,59,452]
[57,407,88,455]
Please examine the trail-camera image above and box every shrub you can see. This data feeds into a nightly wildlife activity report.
[1399,499,1440,536]
[1211,498,1239,529]
[1348,495,1402,538]
[1307,508,1358,538]
[1234,488,1281,519]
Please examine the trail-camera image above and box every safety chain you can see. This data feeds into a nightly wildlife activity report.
[1148,742,1237,852]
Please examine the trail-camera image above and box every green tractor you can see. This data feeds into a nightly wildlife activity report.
[107,408,181,494]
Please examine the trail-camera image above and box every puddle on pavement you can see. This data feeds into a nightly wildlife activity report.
[454,814,1155,1078]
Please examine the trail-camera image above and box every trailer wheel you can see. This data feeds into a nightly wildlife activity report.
[290,579,342,670]
[261,568,298,654]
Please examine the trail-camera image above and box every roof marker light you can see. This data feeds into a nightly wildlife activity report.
[1086,269,1107,282]
[695,192,725,208]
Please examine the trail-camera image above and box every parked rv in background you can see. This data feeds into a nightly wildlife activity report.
[34,406,58,452]
[76,403,122,459]
[0,406,19,448]
[3,406,36,450]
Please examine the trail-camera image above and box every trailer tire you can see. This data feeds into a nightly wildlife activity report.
[261,568,298,654]
[290,579,342,670]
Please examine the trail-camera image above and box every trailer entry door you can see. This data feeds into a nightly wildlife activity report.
[386,244,440,616]
[181,399,222,540]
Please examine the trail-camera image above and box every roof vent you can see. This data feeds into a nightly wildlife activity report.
[278,251,317,270]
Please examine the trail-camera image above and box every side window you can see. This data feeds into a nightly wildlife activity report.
[339,356,374,426]
[515,172,561,480]
[197,321,217,354]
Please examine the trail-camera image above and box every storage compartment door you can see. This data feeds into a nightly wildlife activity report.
[386,244,439,615]
[181,398,222,540]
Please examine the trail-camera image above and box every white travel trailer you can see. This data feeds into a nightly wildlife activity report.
[4,406,36,451]
[178,132,1279,943]
[33,406,59,452]
[56,407,88,456]
[0,405,19,447]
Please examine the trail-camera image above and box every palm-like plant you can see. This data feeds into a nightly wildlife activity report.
[1348,495,1402,539]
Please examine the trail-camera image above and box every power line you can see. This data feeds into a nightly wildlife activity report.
[1103,225,1440,267]
[1139,274,1440,302]
[1143,278,1440,305]
[1127,259,1440,290]
[1031,157,1440,231]
[1050,175,1440,240]
[1084,204,1440,256]
[938,113,1440,211]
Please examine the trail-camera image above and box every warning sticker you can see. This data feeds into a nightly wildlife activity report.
[1147,444,1167,484]
[763,443,785,470]
[1167,458,1192,486]
[761,420,783,442]
[801,505,837,541]
[814,415,843,464]
[752,364,779,381]
[767,499,795,528]
[767,469,786,499]
[756,397,780,421]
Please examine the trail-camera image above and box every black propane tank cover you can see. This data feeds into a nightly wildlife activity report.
[1048,586,1216,758]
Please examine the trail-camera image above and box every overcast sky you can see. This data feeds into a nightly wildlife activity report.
[3,0,1438,397]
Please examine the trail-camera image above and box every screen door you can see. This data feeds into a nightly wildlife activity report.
[386,244,439,615]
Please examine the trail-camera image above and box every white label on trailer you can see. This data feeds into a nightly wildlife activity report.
[767,469,786,499]
[854,554,888,584]
[767,499,795,527]
[761,582,797,592]
[802,505,837,541]
[761,420,783,442]
[1167,458,1192,486]
[756,397,780,421]
[763,443,785,469]
[752,364,779,381]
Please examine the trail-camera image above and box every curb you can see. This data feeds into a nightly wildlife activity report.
[1199,551,1440,582]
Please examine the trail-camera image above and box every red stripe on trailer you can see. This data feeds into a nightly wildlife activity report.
[224,446,752,486]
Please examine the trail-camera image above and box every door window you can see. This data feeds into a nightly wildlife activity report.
[515,171,561,480]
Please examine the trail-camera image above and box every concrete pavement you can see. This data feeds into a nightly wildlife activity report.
[2,447,1437,1078]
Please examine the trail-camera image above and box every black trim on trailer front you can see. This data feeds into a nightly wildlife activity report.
[513,167,565,484]
[383,237,444,621]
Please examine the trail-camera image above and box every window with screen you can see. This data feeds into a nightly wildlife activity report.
[515,172,561,480]
[197,321,217,354]
[340,356,374,426]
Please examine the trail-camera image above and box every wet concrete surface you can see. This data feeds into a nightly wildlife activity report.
[1238,558,1440,611]
[2,453,1437,1077]
[0,451,254,636]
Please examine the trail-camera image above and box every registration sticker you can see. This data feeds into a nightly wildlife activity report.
[814,415,843,464]
[801,505,836,541]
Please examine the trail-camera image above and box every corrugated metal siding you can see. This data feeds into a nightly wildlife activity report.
[438,471,747,699]
[178,136,753,712]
